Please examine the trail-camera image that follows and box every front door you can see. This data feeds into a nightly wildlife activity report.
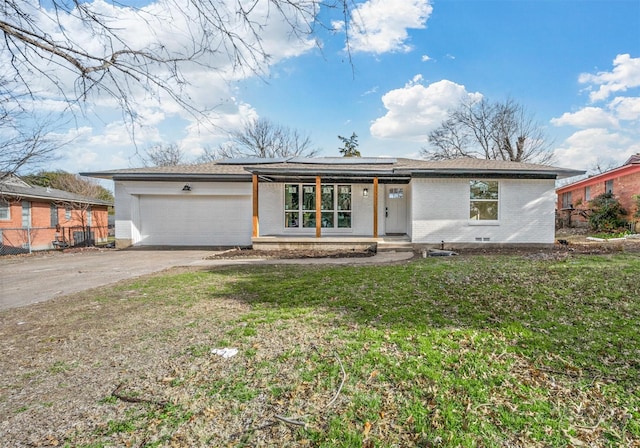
[385,185,407,234]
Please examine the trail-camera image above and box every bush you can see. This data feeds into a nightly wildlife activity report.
[588,192,627,232]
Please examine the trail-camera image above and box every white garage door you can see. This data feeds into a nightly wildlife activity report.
[138,195,252,246]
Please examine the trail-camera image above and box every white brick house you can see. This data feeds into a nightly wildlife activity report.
[83,157,583,249]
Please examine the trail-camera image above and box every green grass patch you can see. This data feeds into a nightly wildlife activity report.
[44,253,640,446]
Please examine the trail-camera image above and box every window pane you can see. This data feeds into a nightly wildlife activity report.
[470,201,498,220]
[22,201,31,227]
[0,201,9,220]
[285,184,299,210]
[470,181,498,200]
[50,204,58,226]
[338,185,351,210]
[302,212,316,228]
[321,185,334,210]
[302,185,315,210]
[585,186,591,201]
[337,212,351,228]
[285,212,299,228]
[321,212,334,228]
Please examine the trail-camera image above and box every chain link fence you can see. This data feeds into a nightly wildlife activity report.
[0,225,109,256]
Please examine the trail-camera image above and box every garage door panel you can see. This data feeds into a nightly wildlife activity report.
[139,195,252,246]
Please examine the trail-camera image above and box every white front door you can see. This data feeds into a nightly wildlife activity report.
[385,185,407,234]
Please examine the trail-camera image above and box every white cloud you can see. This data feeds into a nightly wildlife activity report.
[610,96,640,121]
[348,0,433,54]
[553,128,639,170]
[579,54,640,102]
[550,107,618,128]
[370,78,482,140]
[421,54,431,62]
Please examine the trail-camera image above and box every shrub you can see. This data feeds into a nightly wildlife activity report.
[588,192,627,232]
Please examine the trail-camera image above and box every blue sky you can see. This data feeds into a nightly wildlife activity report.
[15,0,640,178]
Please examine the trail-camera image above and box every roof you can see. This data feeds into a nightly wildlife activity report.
[556,154,640,192]
[0,175,113,206]
[82,157,584,182]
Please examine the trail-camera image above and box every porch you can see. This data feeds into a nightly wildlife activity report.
[251,234,413,253]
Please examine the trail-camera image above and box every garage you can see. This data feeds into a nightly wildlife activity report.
[138,194,252,246]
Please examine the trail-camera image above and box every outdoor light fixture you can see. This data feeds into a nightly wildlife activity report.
[363,188,369,197]
[182,184,192,191]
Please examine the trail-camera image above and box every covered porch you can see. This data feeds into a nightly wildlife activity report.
[246,158,412,251]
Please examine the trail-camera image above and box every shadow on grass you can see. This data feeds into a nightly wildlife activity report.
[205,253,640,384]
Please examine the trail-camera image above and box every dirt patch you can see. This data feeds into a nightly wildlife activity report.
[207,247,377,260]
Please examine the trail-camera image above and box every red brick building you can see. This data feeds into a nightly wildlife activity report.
[556,154,640,229]
[0,175,112,254]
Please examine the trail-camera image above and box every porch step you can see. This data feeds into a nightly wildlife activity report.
[376,240,415,253]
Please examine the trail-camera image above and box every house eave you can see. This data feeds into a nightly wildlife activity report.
[82,172,253,182]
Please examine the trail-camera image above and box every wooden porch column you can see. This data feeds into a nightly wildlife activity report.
[315,176,321,238]
[252,174,259,238]
[373,177,379,238]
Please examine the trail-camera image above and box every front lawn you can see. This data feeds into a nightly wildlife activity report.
[0,253,638,447]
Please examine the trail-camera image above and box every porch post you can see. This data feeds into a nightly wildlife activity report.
[315,176,321,238]
[252,174,259,238]
[373,177,379,238]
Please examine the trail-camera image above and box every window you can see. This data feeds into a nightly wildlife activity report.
[0,200,9,220]
[470,180,499,220]
[22,201,31,227]
[605,179,614,194]
[50,204,59,227]
[388,187,404,199]
[584,186,591,201]
[65,206,71,220]
[87,207,92,226]
[561,192,572,209]
[285,183,351,229]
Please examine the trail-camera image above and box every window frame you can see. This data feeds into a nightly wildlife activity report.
[605,179,614,194]
[584,186,591,202]
[561,191,572,209]
[50,203,59,227]
[22,201,31,227]
[284,183,352,230]
[469,180,499,222]
[0,200,10,221]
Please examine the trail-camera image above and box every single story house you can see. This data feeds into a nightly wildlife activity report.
[83,157,583,250]
[0,175,112,254]
[556,153,640,228]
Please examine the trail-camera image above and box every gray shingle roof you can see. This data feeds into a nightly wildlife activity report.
[82,157,584,181]
[0,176,112,206]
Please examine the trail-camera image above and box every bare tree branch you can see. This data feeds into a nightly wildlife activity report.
[422,97,555,165]
[211,117,319,159]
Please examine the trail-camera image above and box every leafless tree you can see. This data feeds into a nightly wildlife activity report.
[0,83,66,180]
[1,1,350,125]
[139,143,188,166]
[422,98,555,165]
[210,117,319,159]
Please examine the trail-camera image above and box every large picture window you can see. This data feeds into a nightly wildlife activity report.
[285,184,351,229]
[470,180,498,220]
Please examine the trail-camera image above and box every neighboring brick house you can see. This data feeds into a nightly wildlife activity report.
[556,154,640,229]
[0,175,112,254]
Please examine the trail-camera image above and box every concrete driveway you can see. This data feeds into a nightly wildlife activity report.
[0,249,216,311]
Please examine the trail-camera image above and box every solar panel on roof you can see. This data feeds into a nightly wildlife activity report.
[288,157,396,165]
[217,157,290,165]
